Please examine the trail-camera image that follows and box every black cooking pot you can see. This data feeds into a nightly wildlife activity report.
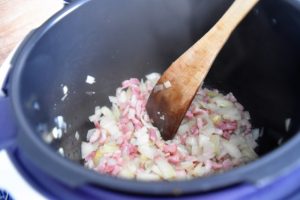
[1,0,300,197]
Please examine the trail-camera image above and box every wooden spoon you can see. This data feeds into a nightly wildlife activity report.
[146,0,259,140]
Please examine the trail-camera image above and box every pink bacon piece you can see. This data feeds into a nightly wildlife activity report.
[168,154,181,164]
[217,120,237,139]
[163,143,177,154]
[149,128,158,142]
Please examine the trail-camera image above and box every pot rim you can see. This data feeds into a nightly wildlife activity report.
[9,0,300,195]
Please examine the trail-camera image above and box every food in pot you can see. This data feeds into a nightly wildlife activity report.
[82,73,258,180]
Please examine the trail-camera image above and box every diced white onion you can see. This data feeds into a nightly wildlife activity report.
[155,158,176,179]
[81,142,97,159]
[136,171,160,181]
[101,117,121,139]
[219,107,241,121]
[146,73,160,83]
[213,96,233,107]
[163,81,172,89]
[138,145,155,159]
[223,140,242,159]
[75,131,80,140]
[86,75,96,84]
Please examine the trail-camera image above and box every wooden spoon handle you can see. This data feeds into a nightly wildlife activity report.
[174,0,260,86]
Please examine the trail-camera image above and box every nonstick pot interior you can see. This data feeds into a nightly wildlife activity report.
[10,0,300,195]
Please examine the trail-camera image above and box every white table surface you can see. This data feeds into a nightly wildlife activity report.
[0,150,46,200]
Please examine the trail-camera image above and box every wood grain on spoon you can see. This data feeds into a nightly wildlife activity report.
[146,0,259,140]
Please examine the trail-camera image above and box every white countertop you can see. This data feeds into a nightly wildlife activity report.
[0,150,46,200]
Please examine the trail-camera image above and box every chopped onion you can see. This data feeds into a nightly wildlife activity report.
[75,131,80,140]
[101,117,121,139]
[138,145,155,159]
[199,135,215,160]
[251,128,260,140]
[192,163,209,177]
[218,107,241,121]
[81,142,97,159]
[109,96,117,104]
[241,146,257,160]
[58,147,64,156]
[86,129,96,141]
[119,161,138,179]
[163,81,172,89]
[155,158,176,179]
[210,135,220,155]
[213,96,233,107]
[101,143,119,154]
[135,127,149,144]
[118,91,128,103]
[81,73,259,181]
[89,129,100,143]
[101,106,115,119]
[180,161,195,171]
[136,171,160,181]
[222,140,242,159]
[86,75,96,84]
[146,73,160,83]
